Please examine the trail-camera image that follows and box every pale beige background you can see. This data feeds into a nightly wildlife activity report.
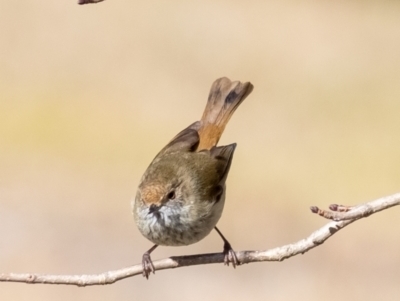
[1,1,400,300]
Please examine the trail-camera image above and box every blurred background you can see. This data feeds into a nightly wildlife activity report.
[1,0,399,300]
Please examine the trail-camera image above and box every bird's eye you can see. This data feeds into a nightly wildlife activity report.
[167,190,176,200]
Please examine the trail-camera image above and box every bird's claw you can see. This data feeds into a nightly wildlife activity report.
[223,242,239,268]
[142,253,155,279]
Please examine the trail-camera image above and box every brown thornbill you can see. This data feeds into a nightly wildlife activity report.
[133,77,253,278]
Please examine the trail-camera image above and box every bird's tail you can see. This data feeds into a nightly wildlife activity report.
[197,77,253,150]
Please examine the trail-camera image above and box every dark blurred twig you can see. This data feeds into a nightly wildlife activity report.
[78,0,105,5]
[0,192,399,286]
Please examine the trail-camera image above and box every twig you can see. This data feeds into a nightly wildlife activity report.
[78,0,105,5]
[0,193,399,286]
[310,192,400,221]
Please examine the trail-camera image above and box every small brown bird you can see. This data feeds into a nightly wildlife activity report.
[133,77,253,278]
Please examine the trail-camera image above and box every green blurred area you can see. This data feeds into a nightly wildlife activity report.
[0,1,399,300]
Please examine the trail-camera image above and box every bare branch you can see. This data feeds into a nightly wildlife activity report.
[0,193,399,286]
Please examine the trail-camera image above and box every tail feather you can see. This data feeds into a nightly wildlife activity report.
[197,77,253,150]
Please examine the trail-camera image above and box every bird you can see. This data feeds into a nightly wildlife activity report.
[132,77,253,278]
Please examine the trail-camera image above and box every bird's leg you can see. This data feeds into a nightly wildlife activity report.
[142,244,158,279]
[214,227,239,268]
